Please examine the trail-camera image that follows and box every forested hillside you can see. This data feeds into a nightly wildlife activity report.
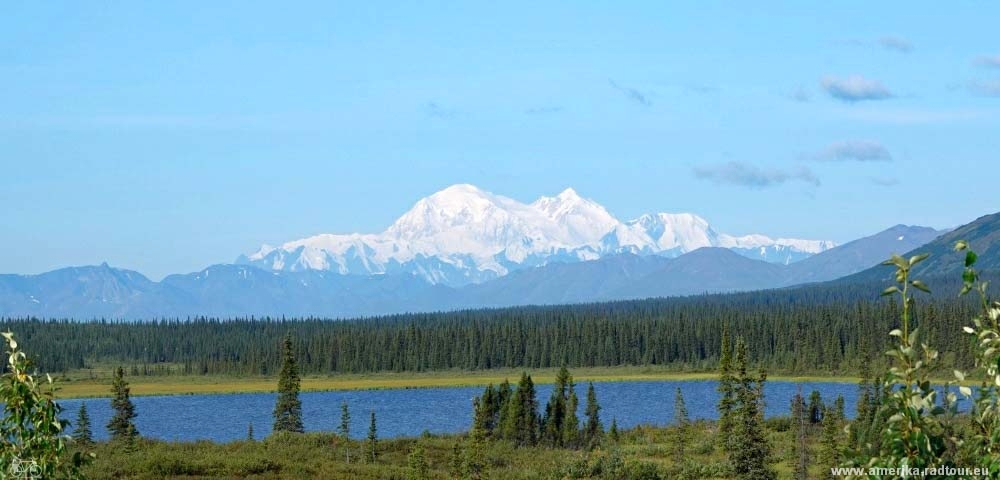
[2,275,981,377]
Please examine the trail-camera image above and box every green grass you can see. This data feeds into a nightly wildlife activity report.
[51,366,863,399]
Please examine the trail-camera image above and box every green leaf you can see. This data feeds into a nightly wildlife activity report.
[881,286,900,296]
[910,280,930,293]
[959,386,973,397]
[954,370,965,382]
[954,240,968,251]
[889,329,903,337]
[965,251,978,267]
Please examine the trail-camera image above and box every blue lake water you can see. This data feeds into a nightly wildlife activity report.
[58,380,883,442]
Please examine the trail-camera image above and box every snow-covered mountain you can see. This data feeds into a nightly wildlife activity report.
[237,184,836,286]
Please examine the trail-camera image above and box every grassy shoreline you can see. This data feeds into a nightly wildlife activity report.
[52,366,861,399]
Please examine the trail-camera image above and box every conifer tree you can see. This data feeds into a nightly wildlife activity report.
[340,401,352,463]
[339,401,351,438]
[73,402,93,447]
[790,389,809,480]
[717,325,736,449]
[107,366,138,442]
[584,382,603,449]
[608,418,619,443]
[729,338,775,480]
[819,397,845,477]
[673,387,690,462]
[501,372,538,446]
[466,398,487,477]
[272,334,304,433]
[542,366,571,447]
[808,390,824,425]
[563,382,581,449]
[367,410,378,463]
[247,422,254,441]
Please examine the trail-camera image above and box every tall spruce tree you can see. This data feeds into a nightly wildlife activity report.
[501,372,538,446]
[73,402,93,447]
[729,337,775,480]
[584,382,603,449]
[673,387,690,462]
[563,382,581,449]
[247,422,254,441]
[542,366,571,447]
[339,401,351,438]
[790,388,809,480]
[808,390,824,425]
[272,334,304,433]
[819,398,845,477]
[107,366,138,442]
[367,410,378,463]
[340,401,352,463]
[717,325,736,450]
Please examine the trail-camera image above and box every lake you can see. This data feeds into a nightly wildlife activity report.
[58,380,869,442]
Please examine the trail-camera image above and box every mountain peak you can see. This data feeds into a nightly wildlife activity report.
[241,185,837,286]
[557,187,581,199]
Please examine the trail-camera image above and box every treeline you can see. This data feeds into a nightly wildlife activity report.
[1,277,981,376]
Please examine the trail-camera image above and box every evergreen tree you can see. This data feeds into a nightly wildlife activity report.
[340,401,352,463]
[272,334,304,433]
[717,325,736,449]
[479,383,499,435]
[608,418,619,443]
[367,410,378,463]
[584,382,603,448]
[495,379,512,437]
[247,422,254,441]
[563,382,581,449]
[790,389,809,480]
[808,390,824,425]
[72,402,93,447]
[542,366,571,447]
[107,366,138,442]
[466,398,487,477]
[673,387,690,462]
[339,401,351,438]
[819,397,845,477]
[729,338,775,480]
[500,372,538,446]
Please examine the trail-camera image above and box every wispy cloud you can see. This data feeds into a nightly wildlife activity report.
[870,176,900,186]
[609,79,652,106]
[969,80,1000,97]
[524,106,565,115]
[821,75,893,102]
[424,102,460,119]
[788,86,811,103]
[692,161,820,188]
[878,36,913,53]
[974,55,1000,68]
[814,140,893,162]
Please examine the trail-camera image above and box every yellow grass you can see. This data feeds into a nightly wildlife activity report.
[50,365,862,399]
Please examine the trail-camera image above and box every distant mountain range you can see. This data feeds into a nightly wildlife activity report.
[0,218,957,319]
[237,184,836,286]
[844,212,1000,284]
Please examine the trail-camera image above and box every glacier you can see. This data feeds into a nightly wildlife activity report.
[237,184,836,286]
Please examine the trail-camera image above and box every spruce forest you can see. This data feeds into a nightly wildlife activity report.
[0,276,982,379]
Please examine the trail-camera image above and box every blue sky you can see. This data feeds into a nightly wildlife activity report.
[2,2,999,279]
